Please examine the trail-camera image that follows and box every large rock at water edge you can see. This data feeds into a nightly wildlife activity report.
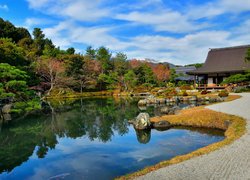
[152,120,172,129]
[134,113,151,130]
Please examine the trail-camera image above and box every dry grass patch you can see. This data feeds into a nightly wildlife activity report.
[117,102,246,180]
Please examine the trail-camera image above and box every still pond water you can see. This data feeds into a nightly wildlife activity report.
[0,98,224,180]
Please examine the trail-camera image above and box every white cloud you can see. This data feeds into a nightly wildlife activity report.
[221,0,250,13]
[26,0,110,21]
[0,4,8,11]
[42,19,250,65]
[123,31,232,64]
[187,0,250,19]
[25,0,250,65]
[26,0,51,9]
[25,18,54,27]
[116,10,208,33]
[43,20,131,51]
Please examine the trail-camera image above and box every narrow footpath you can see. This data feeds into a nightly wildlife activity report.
[138,93,250,180]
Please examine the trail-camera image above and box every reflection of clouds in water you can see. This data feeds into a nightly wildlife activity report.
[28,151,123,180]
[120,147,164,162]
[55,137,106,154]
[29,129,223,179]
[28,167,52,180]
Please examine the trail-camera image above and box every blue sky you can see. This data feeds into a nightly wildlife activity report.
[0,0,250,65]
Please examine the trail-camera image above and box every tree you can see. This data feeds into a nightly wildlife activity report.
[66,47,75,55]
[0,38,29,66]
[98,72,118,90]
[169,69,178,83]
[35,58,66,95]
[245,48,250,62]
[113,52,129,76]
[129,59,142,69]
[185,63,203,68]
[33,28,46,56]
[0,18,31,43]
[134,63,156,85]
[77,58,102,92]
[124,70,137,91]
[152,63,170,82]
[96,46,112,73]
[85,46,96,59]
[64,54,84,76]
[0,63,29,97]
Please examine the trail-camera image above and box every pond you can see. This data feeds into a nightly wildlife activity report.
[0,98,224,180]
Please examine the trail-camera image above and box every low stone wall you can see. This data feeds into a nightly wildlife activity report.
[138,95,225,106]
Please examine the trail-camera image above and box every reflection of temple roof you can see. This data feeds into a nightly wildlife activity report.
[188,45,250,75]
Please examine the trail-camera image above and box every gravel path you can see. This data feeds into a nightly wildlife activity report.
[137,93,250,180]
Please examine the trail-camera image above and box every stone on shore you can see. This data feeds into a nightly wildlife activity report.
[152,120,172,129]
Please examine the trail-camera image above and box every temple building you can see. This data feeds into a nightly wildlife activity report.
[188,45,250,88]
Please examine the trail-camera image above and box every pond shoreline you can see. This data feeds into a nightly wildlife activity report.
[117,94,246,179]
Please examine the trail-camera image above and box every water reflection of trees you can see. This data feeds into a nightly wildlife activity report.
[0,98,140,173]
[0,98,223,174]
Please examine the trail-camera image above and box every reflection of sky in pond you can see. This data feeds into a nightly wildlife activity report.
[0,98,224,180]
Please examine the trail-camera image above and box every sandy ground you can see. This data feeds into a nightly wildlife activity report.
[137,93,250,180]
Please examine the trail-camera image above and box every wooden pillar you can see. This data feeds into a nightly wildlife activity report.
[194,74,196,89]
[216,73,218,85]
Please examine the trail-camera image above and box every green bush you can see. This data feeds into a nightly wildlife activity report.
[234,86,250,93]
[218,91,229,97]
[5,80,28,92]
[180,85,193,90]
[164,87,178,96]
[11,99,41,114]
[222,72,250,84]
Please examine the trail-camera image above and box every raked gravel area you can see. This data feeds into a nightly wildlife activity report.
[137,93,250,180]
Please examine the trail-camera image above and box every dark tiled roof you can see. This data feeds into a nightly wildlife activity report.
[175,76,194,81]
[175,66,196,74]
[188,45,250,75]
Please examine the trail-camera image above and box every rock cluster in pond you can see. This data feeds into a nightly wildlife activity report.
[138,95,225,106]
[129,113,173,131]
[160,106,181,115]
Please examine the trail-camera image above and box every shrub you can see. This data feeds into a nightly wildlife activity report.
[180,85,193,90]
[218,91,229,97]
[182,91,188,96]
[164,87,177,96]
[234,86,250,93]
[222,72,250,84]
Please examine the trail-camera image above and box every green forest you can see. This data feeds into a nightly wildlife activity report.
[0,18,172,102]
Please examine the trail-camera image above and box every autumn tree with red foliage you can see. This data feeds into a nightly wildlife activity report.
[152,63,170,82]
[78,58,102,92]
[35,58,67,95]
[129,59,143,69]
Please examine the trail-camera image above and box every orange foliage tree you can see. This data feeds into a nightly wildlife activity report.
[152,63,170,82]
[35,58,66,95]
